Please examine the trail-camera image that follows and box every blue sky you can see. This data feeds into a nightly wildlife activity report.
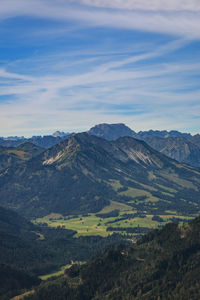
[0,0,200,136]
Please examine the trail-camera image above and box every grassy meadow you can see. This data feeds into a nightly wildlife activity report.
[34,200,193,238]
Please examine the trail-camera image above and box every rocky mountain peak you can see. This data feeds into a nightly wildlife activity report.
[52,131,69,138]
[88,123,137,141]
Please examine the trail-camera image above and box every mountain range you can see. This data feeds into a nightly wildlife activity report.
[1,125,200,299]
[88,123,200,168]
[0,132,200,219]
[1,123,200,168]
[0,132,71,149]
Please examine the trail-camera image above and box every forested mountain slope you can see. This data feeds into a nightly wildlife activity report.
[0,206,124,299]
[0,133,200,218]
[0,143,44,171]
[26,216,200,300]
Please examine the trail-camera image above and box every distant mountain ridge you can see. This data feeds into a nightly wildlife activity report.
[0,133,72,149]
[141,136,200,168]
[88,123,200,167]
[137,129,192,139]
[88,123,193,139]
[52,131,69,138]
[1,123,200,167]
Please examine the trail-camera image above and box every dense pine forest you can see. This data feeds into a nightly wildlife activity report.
[23,216,200,300]
[0,206,124,300]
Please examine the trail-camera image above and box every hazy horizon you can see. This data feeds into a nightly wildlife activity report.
[0,122,198,139]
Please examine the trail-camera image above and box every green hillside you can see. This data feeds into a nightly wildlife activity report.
[25,216,200,300]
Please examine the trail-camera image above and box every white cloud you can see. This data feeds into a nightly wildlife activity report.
[74,0,200,12]
[0,0,200,39]
[0,39,192,99]
[0,69,33,81]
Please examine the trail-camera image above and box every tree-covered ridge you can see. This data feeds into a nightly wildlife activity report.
[0,143,44,171]
[26,216,200,300]
[0,133,200,218]
[0,206,125,299]
[0,265,40,300]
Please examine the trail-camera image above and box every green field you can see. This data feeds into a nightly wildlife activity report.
[98,200,133,213]
[34,200,194,238]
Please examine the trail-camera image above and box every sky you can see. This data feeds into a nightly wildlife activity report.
[0,0,200,136]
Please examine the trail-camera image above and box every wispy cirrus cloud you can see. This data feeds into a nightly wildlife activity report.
[0,0,199,135]
[0,0,200,39]
[74,0,200,12]
[0,38,200,135]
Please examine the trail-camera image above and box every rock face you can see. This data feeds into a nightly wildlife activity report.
[190,134,200,148]
[140,136,200,167]
[88,123,137,140]
[137,129,191,139]
[52,131,69,138]
[88,123,200,167]
[0,133,200,218]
